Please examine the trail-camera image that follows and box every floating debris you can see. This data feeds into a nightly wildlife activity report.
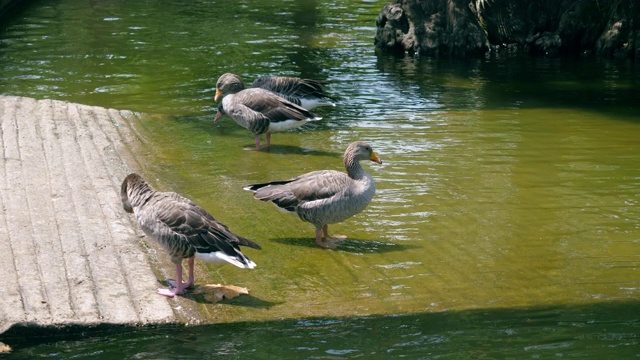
[0,342,12,353]
[194,284,249,302]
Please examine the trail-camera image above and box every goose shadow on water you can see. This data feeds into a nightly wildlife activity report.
[207,139,343,156]
[212,294,284,309]
[249,144,341,157]
[189,291,282,309]
[271,237,421,254]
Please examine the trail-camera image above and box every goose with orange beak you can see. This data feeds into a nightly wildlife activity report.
[244,141,382,249]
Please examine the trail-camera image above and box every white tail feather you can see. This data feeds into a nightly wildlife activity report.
[195,251,256,269]
[300,98,335,110]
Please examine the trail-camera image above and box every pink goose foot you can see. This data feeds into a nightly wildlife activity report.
[158,259,195,297]
[245,136,262,150]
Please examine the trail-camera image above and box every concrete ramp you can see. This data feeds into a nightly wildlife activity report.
[0,96,175,336]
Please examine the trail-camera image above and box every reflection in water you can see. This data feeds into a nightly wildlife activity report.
[1,0,640,357]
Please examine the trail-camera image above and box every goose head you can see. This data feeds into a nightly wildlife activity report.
[346,141,382,165]
[214,73,246,102]
[121,173,154,213]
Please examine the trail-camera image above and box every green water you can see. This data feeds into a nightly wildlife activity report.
[1,0,640,358]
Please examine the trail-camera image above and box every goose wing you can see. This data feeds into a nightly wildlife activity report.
[251,76,331,100]
[232,88,318,122]
[155,193,261,252]
[248,170,351,212]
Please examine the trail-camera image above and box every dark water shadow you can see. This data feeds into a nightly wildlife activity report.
[217,294,283,310]
[258,144,341,158]
[187,291,282,309]
[4,301,640,358]
[218,142,343,156]
[375,53,640,122]
[0,0,37,26]
[271,237,420,254]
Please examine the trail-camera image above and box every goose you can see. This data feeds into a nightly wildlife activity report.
[121,173,261,297]
[214,74,323,149]
[215,72,336,110]
[243,141,382,249]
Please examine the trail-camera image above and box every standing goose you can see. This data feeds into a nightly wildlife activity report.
[214,73,322,150]
[244,141,382,249]
[121,173,261,297]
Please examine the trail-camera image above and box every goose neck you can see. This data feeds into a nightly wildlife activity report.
[228,80,246,95]
[344,156,366,179]
[129,181,155,207]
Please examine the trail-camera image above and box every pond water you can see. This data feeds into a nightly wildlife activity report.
[1,0,640,358]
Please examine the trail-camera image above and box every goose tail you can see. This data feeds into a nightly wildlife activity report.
[243,180,292,193]
[195,251,257,269]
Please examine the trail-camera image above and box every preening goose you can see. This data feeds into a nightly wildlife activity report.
[121,173,261,297]
[244,141,382,249]
[214,73,323,150]
[214,72,335,110]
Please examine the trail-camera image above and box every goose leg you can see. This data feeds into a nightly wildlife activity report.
[322,224,331,239]
[265,131,271,148]
[254,136,262,150]
[185,257,195,288]
[163,258,196,297]
[315,226,338,249]
[159,263,185,297]
[323,224,346,242]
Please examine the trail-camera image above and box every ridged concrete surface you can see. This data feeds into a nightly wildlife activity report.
[0,96,175,335]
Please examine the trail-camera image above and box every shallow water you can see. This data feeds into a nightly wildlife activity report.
[1,0,640,358]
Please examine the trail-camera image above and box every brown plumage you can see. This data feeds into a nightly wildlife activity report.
[121,173,260,297]
[244,141,382,249]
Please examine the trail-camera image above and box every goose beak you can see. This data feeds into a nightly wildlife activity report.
[370,152,382,164]
[214,88,223,102]
[214,111,223,123]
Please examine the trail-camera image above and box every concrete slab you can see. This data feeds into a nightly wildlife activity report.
[0,96,175,336]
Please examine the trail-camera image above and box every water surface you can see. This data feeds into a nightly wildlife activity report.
[1,0,639,358]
